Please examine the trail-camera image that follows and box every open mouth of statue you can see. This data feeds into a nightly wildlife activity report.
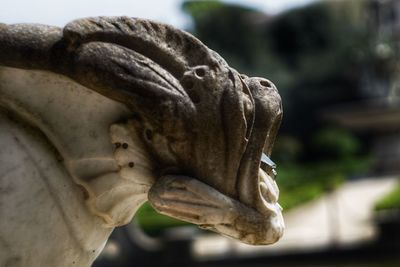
[231,75,283,214]
[259,153,283,213]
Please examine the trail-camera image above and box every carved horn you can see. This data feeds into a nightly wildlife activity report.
[0,23,62,70]
[62,16,226,78]
[57,17,237,129]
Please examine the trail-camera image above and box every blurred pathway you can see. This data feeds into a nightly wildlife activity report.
[192,176,399,259]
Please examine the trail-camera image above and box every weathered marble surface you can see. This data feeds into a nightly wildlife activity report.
[0,17,284,267]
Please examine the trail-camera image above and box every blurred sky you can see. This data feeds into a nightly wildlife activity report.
[0,0,317,29]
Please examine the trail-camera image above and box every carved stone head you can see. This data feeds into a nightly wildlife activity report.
[0,16,284,245]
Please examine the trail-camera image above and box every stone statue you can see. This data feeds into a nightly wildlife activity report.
[0,17,284,267]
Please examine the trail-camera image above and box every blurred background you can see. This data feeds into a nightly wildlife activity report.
[3,0,400,266]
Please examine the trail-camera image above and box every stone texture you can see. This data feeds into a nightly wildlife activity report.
[0,17,284,266]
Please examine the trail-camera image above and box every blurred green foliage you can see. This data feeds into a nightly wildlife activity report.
[311,127,360,160]
[278,157,370,210]
[375,180,400,211]
[135,202,189,235]
[273,135,303,164]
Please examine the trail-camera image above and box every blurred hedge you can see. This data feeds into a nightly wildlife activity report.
[375,181,400,211]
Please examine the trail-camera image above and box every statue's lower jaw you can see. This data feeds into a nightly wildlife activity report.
[236,169,284,245]
[212,164,284,245]
[148,166,284,245]
[258,169,285,243]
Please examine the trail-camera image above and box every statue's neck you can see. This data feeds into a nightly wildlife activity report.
[0,66,156,227]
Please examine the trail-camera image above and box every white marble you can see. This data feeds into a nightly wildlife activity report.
[0,67,155,266]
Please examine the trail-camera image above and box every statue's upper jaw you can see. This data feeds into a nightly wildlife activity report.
[228,76,284,244]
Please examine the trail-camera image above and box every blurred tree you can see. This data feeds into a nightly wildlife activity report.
[266,1,373,152]
[182,0,272,74]
[273,135,303,164]
[311,127,360,160]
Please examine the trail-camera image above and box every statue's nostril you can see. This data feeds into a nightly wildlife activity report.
[144,129,153,142]
[259,80,272,88]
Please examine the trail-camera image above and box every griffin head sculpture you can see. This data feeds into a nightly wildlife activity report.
[0,16,283,266]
